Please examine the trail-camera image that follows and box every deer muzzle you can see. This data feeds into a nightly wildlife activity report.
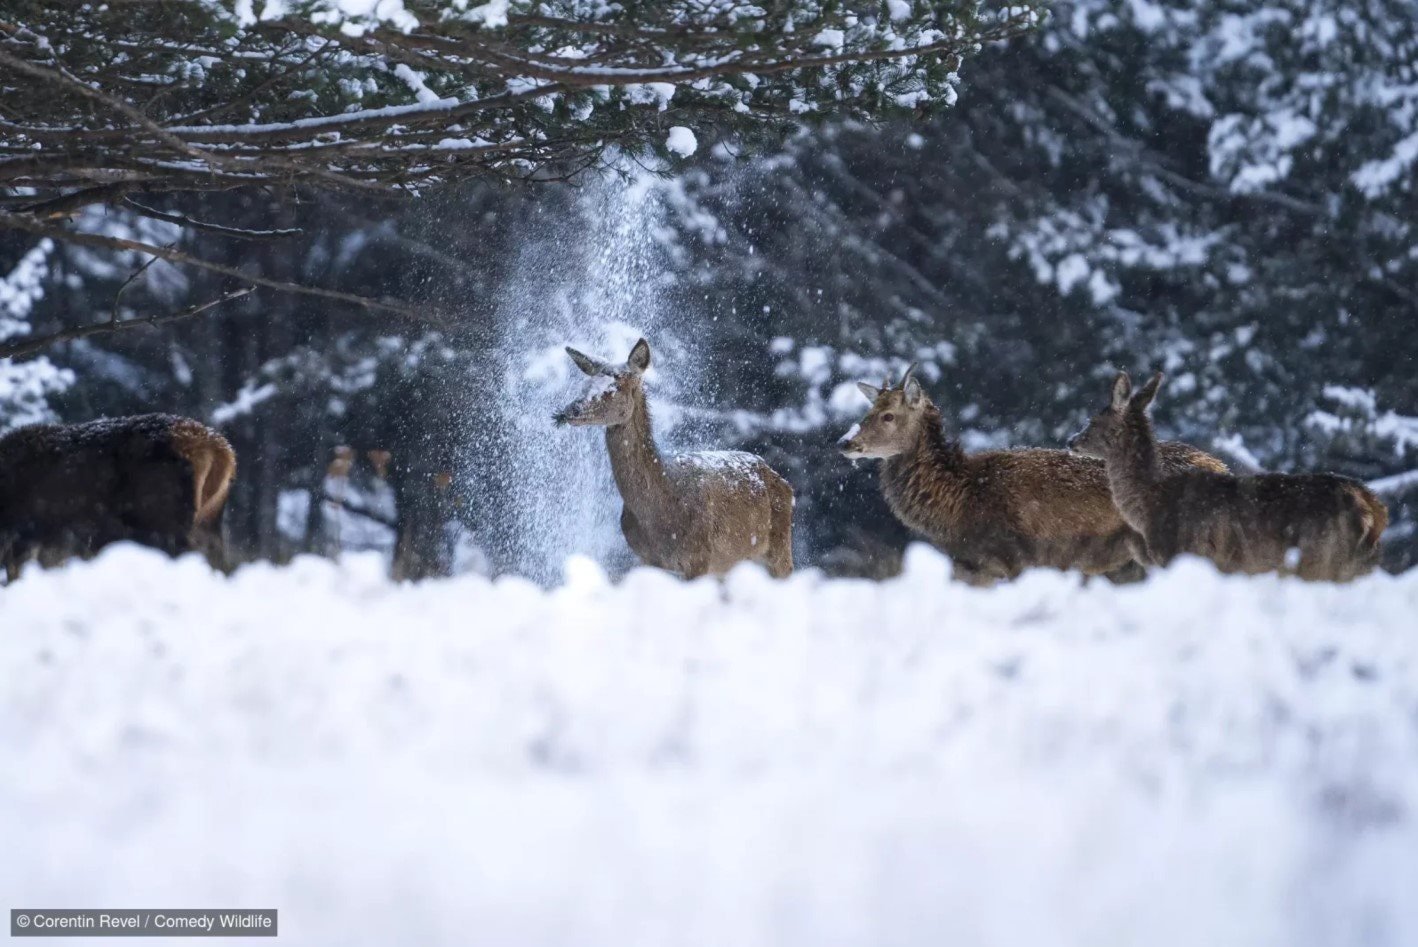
[553,401,592,426]
[837,423,864,457]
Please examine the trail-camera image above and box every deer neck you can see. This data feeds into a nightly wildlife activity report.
[882,403,969,519]
[605,390,676,519]
[1105,412,1163,529]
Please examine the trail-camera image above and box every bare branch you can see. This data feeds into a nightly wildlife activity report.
[110,251,162,323]
[123,199,304,240]
[0,286,255,360]
[322,491,399,530]
[18,183,135,219]
[0,211,450,325]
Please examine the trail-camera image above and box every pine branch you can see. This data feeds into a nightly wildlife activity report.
[0,2,1043,212]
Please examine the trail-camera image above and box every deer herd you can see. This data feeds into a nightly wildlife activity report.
[559,338,1386,586]
[0,336,1388,587]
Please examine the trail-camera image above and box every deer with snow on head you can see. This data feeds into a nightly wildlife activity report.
[554,338,794,579]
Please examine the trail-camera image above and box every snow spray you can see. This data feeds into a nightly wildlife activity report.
[477,172,702,584]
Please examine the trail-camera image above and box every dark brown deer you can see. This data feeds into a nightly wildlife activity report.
[554,338,794,579]
[837,366,1229,585]
[0,414,236,580]
[1068,371,1387,581]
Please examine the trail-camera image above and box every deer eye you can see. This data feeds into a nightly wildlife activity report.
[882,412,895,422]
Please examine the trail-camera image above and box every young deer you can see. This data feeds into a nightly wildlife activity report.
[1069,372,1387,581]
[554,338,794,579]
[838,366,1229,585]
[0,414,236,580]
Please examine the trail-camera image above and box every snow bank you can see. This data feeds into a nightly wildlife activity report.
[3,546,1417,946]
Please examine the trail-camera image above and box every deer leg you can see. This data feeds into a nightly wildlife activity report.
[951,554,1019,587]
[191,524,230,573]
[1,535,20,584]
[619,507,657,569]
[951,560,996,587]
[1123,530,1155,567]
[764,488,794,579]
[765,546,794,579]
[1102,560,1148,585]
[680,556,711,581]
[1295,526,1349,583]
[124,524,190,558]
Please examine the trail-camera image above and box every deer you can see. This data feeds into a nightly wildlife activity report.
[1067,371,1387,581]
[0,414,236,581]
[837,365,1230,586]
[554,338,794,579]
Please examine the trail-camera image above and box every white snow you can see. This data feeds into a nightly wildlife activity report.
[463,0,510,28]
[626,83,677,110]
[210,381,278,424]
[1,238,74,431]
[1371,469,1418,497]
[2,547,1417,945]
[829,382,867,416]
[798,344,833,384]
[1210,432,1265,473]
[1055,252,1090,294]
[581,373,618,398]
[1353,131,1418,198]
[676,449,765,485]
[666,126,698,158]
[392,63,442,104]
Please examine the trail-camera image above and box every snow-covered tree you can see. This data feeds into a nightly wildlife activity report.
[634,0,1418,569]
[0,239,73,432]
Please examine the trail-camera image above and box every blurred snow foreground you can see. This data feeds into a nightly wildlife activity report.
[2,546,1417,947]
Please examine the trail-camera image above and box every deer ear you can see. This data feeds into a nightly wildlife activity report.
[627,338,651,374]
[1110,372,1132,410]
[1133,371,1164,411]
[857,382,882,402]
[903,375,924,406]
[566,347,605,376]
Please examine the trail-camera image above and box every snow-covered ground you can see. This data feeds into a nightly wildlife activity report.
[3,546,1417,946]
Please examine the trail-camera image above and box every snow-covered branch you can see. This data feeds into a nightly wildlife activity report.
[0,2,1041,216]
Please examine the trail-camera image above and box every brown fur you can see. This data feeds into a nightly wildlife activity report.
[1074,372,1385,582]
[556,339,793,579]
[839,373,1227,585]
[1349,481,1390,550]
[168,418,237,526]
[0,414,236,580]
[1164,443,1230,475]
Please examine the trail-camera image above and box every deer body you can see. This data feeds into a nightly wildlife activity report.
[840,368,1228,585]
[1074,373,1386,581]
[0,414,235,580]
[557,339,793,579]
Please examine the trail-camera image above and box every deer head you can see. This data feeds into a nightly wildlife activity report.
[837,363,931,460]
[553,338,652,428]
[1067,371,1164,458]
